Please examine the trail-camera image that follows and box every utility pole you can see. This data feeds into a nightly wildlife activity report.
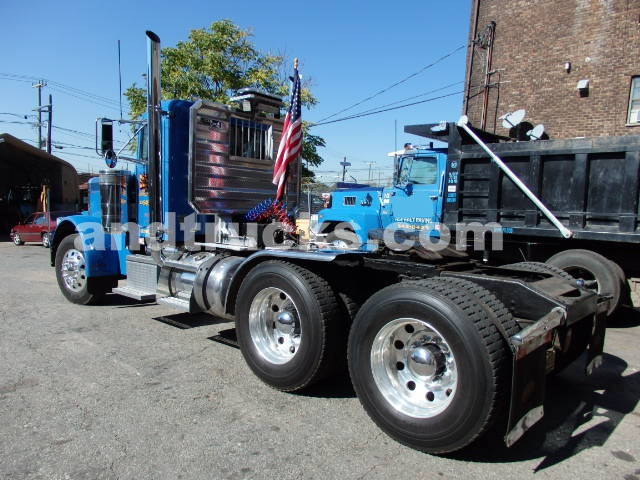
[340,157,351,182]
[366,161,376,183]
[32,80,47,149]
[47,95,52,154]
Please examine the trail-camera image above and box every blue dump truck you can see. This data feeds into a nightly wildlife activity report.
[319,121,640,316]
[51,31,612,454]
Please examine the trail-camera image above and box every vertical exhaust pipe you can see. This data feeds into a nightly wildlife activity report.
[146,31,166,265]
[146,30,163,236]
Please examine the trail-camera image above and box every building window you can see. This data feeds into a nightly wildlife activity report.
[628,77,640,124]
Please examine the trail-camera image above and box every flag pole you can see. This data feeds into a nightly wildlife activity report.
[294,57,301,213]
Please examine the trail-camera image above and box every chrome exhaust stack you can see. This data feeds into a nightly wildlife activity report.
[146,31,165,265]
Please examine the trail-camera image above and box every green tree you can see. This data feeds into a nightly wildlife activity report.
[124,20,323,174]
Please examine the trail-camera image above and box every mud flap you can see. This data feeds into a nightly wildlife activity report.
[504,345,547,446]
[586,302,608,375]
[504,307,565,447]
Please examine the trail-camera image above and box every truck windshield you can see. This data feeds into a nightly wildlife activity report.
[398,156,438,185]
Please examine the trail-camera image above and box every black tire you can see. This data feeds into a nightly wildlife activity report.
[608,259,630,308]
[348,278,515,454]
[42,232,51,248]
[504,261,575,281]
[546,249,620,315]
[13,233,24,246]
[55,234,104,305]
[236,261,345,392]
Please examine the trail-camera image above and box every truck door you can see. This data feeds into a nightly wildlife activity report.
[386,154,444,231]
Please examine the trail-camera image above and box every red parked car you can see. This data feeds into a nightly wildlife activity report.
[10,211,74,248]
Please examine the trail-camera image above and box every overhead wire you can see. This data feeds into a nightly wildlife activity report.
[0,72,121,107]
[315,44,467,123]
[312,90,464,127]
[353,81,464,116]
[311,80,491,128]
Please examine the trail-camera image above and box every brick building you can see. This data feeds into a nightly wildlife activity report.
[463,0,640,139]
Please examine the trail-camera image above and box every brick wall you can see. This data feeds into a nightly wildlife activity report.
[464,0,640,139]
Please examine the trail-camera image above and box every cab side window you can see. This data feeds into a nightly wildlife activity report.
[398,158,411,184]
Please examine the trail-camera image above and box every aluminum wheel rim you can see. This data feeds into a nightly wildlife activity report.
[61,248,87,293]
[42,234,50,247]
[13,234,21,245]
[248,287,302,364]
[370,318,457,418]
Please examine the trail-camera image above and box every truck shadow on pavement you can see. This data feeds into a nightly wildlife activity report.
[95,293,156,308]
[459,352,640,471]
[607,305,640,328]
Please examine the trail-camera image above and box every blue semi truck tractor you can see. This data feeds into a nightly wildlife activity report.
[51,31,609,454]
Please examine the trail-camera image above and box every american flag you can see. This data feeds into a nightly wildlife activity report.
[273,63,302,201]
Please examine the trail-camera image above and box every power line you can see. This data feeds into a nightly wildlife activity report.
[0,72,121,106]
[316,44,466,123]
[48,85,122,112]
[52,125,94,138]
[0,112,37,120]
[353,81,464,116]
[57,150,103,159]
[311,90,464,127]
[0,118,127,147]
[0,119,40,127]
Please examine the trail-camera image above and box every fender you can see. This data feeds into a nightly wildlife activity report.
[50,215,122,278]
[224,249,364,316]
[316,213,381,245]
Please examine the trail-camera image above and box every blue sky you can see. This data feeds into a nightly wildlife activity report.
[0,0,471,184]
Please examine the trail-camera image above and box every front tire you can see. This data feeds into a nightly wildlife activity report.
[55,234,103,305]
[348,278,515,453]
[13,233,24,246]
[236,261,345,392]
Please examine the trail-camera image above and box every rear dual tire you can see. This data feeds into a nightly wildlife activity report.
[348,278,518,454]
[235,261,346,392]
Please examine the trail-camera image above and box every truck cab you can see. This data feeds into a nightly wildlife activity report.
[317,146,448,247]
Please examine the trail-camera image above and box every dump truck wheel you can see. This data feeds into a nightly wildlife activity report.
[546,249,620,315]
[236,261,344,392]
[55,234,104,305]
[348,278,514,454]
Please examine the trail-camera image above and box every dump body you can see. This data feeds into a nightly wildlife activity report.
[406,122,640,243]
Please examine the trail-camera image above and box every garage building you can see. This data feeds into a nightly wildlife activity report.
[0,133,78,233]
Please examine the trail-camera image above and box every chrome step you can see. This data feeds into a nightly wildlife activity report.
[113,286,156,301]
[158,295,192,312]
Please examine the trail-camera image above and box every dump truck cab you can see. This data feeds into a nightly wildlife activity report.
[318,146,448,247]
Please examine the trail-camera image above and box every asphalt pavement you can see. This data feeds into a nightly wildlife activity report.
[1,240,639,479]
